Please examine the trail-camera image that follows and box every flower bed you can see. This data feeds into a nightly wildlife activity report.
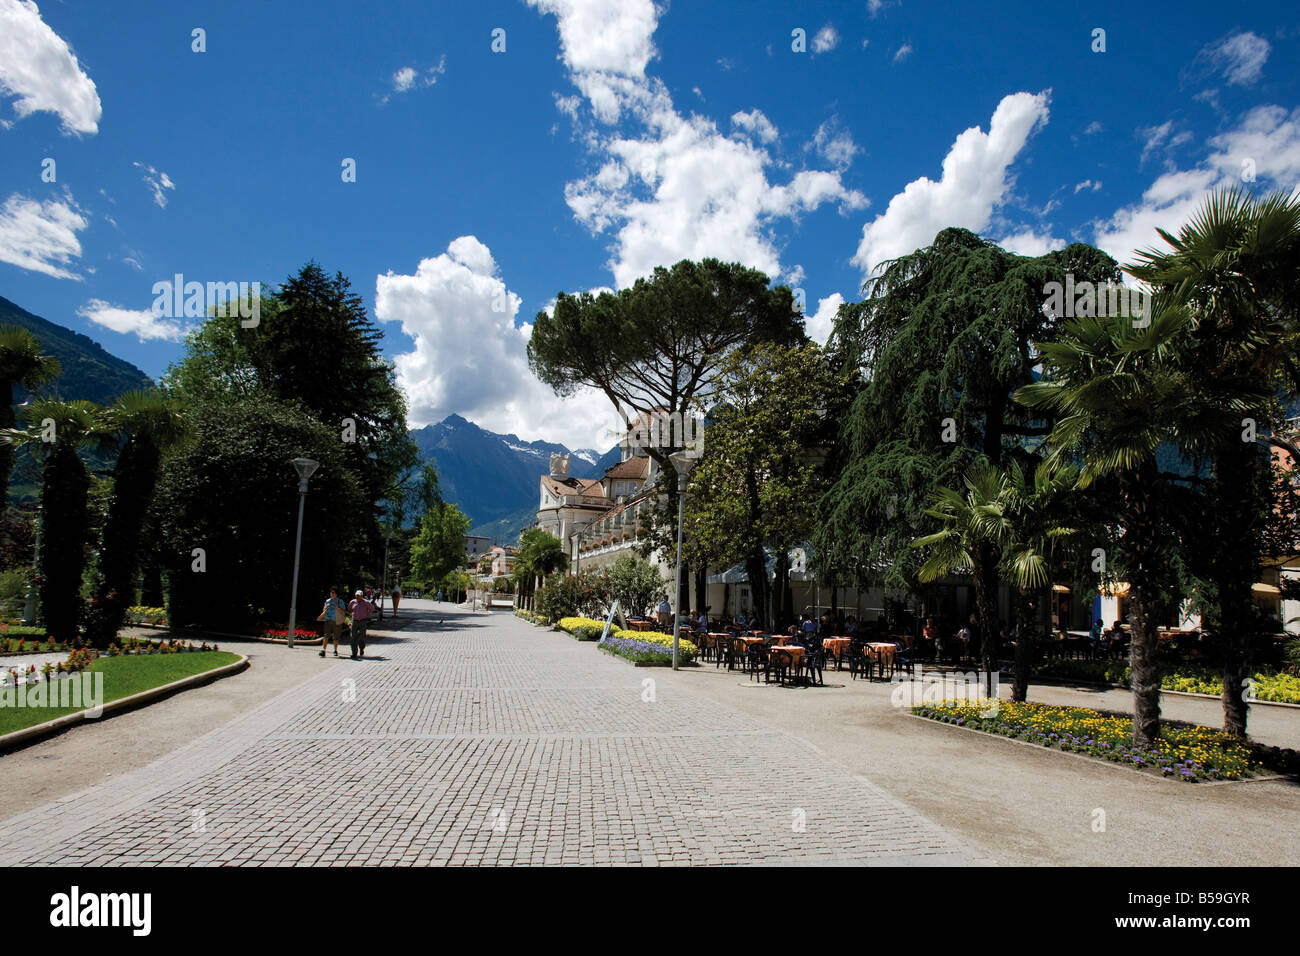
[259,628,318,641]
[104,637,220,656]
[0,635,67,656]
[557,616,607,640]
[126,606,168,627]
[515,609,540,623]
[599,629,698,664]
[1033,659,1300,704]
[914,698,1299,782]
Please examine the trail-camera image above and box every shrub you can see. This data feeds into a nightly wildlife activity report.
[534,578,579,624]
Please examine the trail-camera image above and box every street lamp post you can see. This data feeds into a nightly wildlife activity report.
[668,449,699,671]
[378,531,391,620]
[286,457,319,649]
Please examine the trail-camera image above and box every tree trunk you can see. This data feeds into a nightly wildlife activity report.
[1121,467,1165,749]
[1211,445,1265,737]
[972,541,1000,696]
[694,566,706,618]
[774,547,790,630]
[1012,587,1036,702]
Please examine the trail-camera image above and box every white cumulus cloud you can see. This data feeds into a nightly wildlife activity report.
[812,25,839,55]
[851,91,1051,279]
[0,192,88,279]
[77,299,187,341]
[805,292,845,346]
[374,235,612,448]
[1095,104,1300,268]
[0,0,101,134]
[532,0,866,288]
[998,228,1065,257]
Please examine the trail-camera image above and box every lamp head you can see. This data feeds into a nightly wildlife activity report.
[668,449,698,477]
[292,457,319,481]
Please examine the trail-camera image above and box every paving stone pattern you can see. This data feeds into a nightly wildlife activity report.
[0,612,982,866]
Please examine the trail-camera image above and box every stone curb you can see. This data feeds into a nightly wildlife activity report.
[1026,674,1300,709]
[0,654,249,753]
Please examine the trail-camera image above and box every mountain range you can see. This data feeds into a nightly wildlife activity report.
[0,294,615,533]
[1,295,156,502]
[0,295,154,406]
[411,414,621,543]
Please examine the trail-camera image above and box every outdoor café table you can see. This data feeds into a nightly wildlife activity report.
[629,620,653,632]
[865,642,897,678]
[821,636,852,668]
[768,644,805,682]
[728,635,765,671]
[775,633,803,646]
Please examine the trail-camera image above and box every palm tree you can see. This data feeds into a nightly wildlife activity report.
[1015,301,1236,747]
[1,400,109,642]
[1127,186,1300,737]
[516,528,569,606]
[84,390,187,647]
[911,459,1004,694]
[973,461,1081,702]
[0,327,61,505]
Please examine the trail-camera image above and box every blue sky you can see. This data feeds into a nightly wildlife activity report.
[1,0,1297,448]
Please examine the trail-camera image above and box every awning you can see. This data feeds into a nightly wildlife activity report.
[1052,584,1071,593]
[1252,583,1281,595]
[1100,582,1130,597]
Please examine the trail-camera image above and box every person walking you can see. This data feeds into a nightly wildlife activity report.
[349,589,375,659]
[318,587,346,658]
[391,582,402,617]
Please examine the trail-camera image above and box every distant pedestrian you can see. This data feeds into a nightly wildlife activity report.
[318,587,346,658]
[656,595,672,630]
[349,589,375,659]
[391,582,402,616]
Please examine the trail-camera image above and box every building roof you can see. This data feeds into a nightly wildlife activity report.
[541,475,605,499]
[603,456,650,480]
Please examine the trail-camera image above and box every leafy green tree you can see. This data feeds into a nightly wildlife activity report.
[1128,186,1300,736]
[912,460,1009,684]
[818,229,1121,606]
[605,554,665,618]
[684,342,838,628]
[5,400,108,641]
[150,399,364,631]
[165,263,417,574]
[0,326,61,505]
[529,258,806,598]
[84,390,187,647]
[409,502,472,590]
[513,528,568,606]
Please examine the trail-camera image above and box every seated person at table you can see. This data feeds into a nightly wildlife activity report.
[734,613,747,629]
[694,611,708,633]
[844,615,858,636]
[800,614,818,640]
[1089,618,1104,646]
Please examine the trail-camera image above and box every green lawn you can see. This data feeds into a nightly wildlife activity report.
[0,651,242,737]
